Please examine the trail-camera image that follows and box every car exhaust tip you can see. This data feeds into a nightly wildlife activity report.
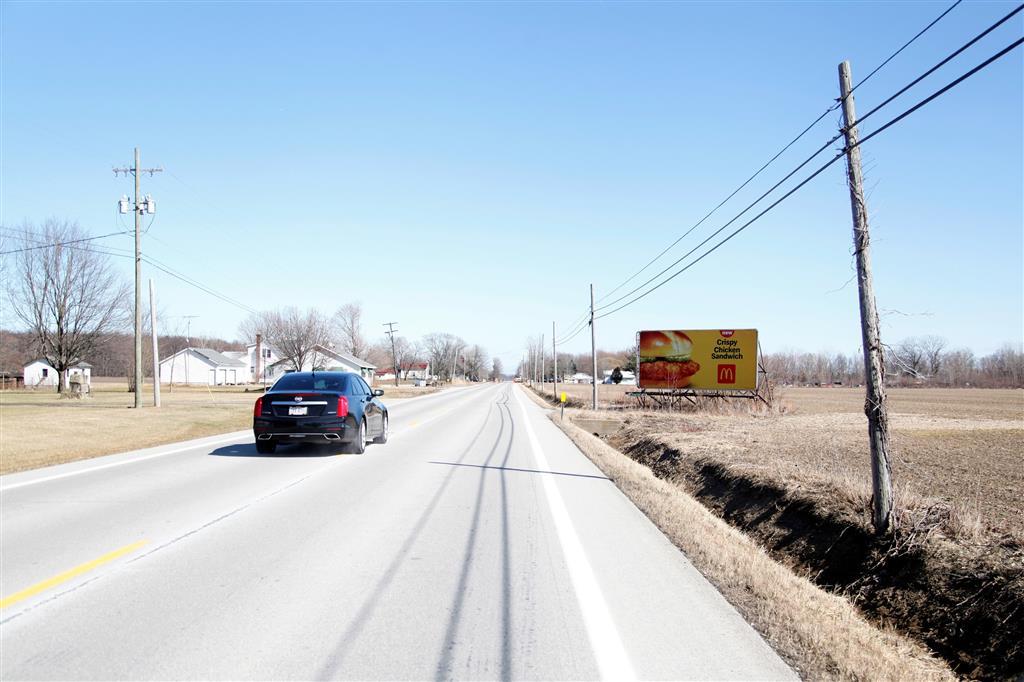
[323,433,341,441]
[257,434,272,441]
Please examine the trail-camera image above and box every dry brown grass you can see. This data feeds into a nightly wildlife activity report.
[0,384,254,474]
[594,408,1023,542]
[553,415,954,681]
[535,384,1023,538]
[548,385,1024,677]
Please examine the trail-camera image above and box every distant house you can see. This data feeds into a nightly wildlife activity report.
[570,372,593,384]
[159,348,248,385]
[23,359,92,389]
[245,341,282,384]
[400,362,431,381]
[375,368,397,382]
[265,345,377,384]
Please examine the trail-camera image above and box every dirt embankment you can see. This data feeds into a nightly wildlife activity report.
[601,416,1023,680]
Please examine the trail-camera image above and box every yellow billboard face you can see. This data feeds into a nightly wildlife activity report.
[637,329,758,390]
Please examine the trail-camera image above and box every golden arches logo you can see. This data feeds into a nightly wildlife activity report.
[717,364,736,384]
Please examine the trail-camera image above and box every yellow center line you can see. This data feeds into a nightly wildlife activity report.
[0,539,149,609]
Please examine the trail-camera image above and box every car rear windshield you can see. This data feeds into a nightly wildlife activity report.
[271,373,350,392]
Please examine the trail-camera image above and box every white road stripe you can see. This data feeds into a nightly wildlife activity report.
[513,386,636,682]
[0,386,486,493]
[0,432,248,492]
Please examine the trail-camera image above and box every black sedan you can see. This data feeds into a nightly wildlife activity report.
[253,371,388,454]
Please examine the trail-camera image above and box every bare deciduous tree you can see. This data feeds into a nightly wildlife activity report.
[489,357,503,381]
[332,303,367,359]
[4,220,129,392]
[422,332,464,382]
[463,344,488,382]
[247,307,329,372]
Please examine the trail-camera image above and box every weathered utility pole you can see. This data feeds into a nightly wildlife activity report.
[590,283,598,410]
[839,60,894,535]
[384,322,400,387]
[114,147,161,408]
[149,279,161,407]
[540,333,545,388]
[552,321,558,403]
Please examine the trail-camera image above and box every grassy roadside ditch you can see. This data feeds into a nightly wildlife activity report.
[527,385,1022,679]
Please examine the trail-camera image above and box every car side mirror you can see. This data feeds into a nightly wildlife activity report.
[372,389,384,397]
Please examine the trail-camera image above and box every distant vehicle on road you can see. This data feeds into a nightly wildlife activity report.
[253,371,388,454]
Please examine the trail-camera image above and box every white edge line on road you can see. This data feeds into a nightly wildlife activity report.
[0,432,248,492]
[0,385,487,493]
[513,386,636,682]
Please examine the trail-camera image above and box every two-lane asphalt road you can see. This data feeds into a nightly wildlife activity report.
[1,383,794,680]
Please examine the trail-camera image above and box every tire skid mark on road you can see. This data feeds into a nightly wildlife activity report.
[498,390,515,681]
[434,387,513,681]
[390,385,492,440]
[316,384,507,679]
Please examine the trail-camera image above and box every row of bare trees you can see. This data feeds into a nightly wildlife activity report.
[763,337,1023,388]
[238,307,497,382]
[517,336,634,381]
[515,334,1023,388]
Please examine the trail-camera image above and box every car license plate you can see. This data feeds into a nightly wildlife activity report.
[288,406,307,416]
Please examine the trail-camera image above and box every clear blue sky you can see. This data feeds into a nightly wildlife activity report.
[2,1,1021,370]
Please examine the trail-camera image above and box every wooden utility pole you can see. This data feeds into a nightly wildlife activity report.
[590,284,598,410]
[384,322,400,387]
[149,279,161,407]
[552,321,558,403]
[839,60,894,534]
[113,147,160,407]
[133,147,143,407]
[540,333,545,388]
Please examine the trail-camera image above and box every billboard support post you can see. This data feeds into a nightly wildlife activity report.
[839,60,894,536]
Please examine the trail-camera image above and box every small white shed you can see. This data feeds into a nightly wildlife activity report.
[23,359,92,389]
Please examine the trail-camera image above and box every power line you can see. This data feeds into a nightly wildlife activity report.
[557,321,591,346]
[142,255,257,315]
[0,227,136,256]
[851,0,964,92]
[595,0,965,305]
[595,10,1024,315]
[556,310,591,344]
[595,35,1023,321]
[854,2,1023,130]
[0,230,129,255]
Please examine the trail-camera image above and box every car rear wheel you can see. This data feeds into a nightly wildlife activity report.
[255,439,277,454]
[373,414,389,444]
[348,419,367,454]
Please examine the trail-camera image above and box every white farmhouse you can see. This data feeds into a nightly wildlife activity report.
[246,341,281,384]
[23,359,92,389]
[159,348,248,385]
[265,345,376,384]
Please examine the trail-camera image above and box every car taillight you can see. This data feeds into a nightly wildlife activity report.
[337,396,349,417]
[254,397,264,417]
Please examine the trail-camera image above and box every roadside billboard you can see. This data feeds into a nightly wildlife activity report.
[637,329,758,391]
